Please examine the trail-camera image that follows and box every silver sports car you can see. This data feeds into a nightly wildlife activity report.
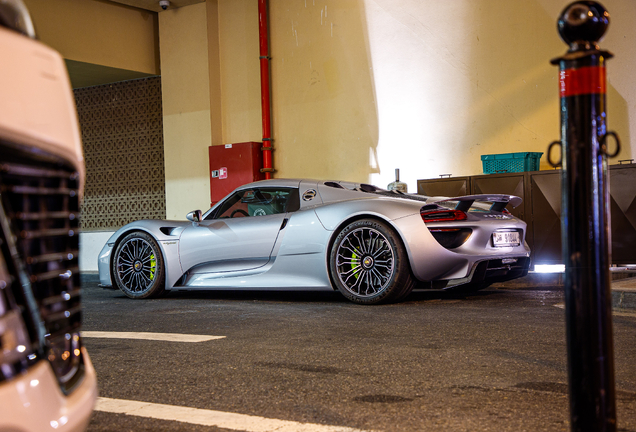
[98,179,531,304]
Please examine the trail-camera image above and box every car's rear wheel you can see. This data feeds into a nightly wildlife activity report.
[112,231,165,299]
[329,219,414,304]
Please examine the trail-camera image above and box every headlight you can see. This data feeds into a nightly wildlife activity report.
[0,309,31,366]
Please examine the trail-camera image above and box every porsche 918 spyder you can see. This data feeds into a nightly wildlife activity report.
[98,179,530,304]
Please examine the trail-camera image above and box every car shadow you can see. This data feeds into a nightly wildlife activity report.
[162,289,349,303]
[406,288,498,302]
[100,287,500,305]
[83,273,504,304]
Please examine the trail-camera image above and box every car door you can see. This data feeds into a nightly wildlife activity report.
[178,187,298,274]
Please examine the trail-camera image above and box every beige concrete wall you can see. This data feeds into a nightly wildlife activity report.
[207,0,223,146]
[539,0,636,166]
[269,0,378,183]
[360,0,563,189]
[24,0,159,74]
[247,0,636,191]
[160,2,213,219]
[217,0,261,144]
[26,0,636,198]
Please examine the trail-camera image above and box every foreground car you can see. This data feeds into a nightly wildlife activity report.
[99,179,530,304]
[0,1,97,430]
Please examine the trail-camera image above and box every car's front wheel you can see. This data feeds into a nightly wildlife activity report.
[112,231,166,299]
[329,219,414,304]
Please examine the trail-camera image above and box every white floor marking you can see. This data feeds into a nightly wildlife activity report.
[613,310,636,318]
[95,397,375,432]
[82,331,224,342]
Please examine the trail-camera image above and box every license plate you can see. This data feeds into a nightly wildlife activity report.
[492,231,520,247]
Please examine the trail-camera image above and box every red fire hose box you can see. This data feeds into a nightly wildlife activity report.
[209,142,265,206]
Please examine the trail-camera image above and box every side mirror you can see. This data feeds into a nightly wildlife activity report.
[186,210,202,223]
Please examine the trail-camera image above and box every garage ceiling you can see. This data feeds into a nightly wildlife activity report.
[107,0,204,13]
[65,59,156,89]
[67,1,205,88]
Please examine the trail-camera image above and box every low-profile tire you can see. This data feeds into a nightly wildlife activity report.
[393,278,416,302]
[329,219,414,305]
[112,231,166,299]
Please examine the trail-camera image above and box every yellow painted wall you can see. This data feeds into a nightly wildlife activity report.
[541,0,636,167]
[24,0,636,199]
[359,0,564,189]
[160,2,213,218]
[218,0,261,143]
[207,0,223,146]
[269,0,378,183]
[228,0,635,191]
[24,0,159,74]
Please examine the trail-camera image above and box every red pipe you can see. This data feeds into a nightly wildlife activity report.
[258,0,273,179]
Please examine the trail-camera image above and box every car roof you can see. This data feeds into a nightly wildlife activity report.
[239,178,312,189]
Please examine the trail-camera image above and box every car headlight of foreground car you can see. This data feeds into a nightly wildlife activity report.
[0,306,33,369]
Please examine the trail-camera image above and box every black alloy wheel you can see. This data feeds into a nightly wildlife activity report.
[329,219,414,304]
[112,231,166,299]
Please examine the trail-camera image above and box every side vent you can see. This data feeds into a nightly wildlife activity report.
[159,227,178,236]
[324,181,345,189]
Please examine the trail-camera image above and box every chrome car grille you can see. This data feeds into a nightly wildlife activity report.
[0,147,85,393]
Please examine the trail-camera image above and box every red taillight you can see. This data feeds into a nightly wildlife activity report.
[420,209,467,223]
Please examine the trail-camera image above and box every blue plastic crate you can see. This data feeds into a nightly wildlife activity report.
[481,152,543,174]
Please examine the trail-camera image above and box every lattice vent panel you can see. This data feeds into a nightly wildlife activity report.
[74,77,166,230]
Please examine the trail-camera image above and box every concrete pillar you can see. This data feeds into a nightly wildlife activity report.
[159,1,222,219]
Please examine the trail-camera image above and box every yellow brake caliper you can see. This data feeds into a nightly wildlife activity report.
[149,254,156,280]
[351,251,360,279]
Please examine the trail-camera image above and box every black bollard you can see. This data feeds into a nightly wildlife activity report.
[549,2,618,431]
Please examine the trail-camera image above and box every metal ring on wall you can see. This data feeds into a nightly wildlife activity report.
[547,140,562,168]
[600,131,621,158]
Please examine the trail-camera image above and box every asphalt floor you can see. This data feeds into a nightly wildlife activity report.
[491,271,636,310]
[80,274,636,432]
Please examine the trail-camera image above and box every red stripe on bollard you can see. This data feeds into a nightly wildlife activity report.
[559,66,606,97]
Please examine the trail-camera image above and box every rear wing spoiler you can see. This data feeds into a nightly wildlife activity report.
[427,194,522,213]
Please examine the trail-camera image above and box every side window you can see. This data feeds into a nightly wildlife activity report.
[207,187,300,220]
[244,188,296,216]
[209,190,251,219]
[285,188,300,212]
